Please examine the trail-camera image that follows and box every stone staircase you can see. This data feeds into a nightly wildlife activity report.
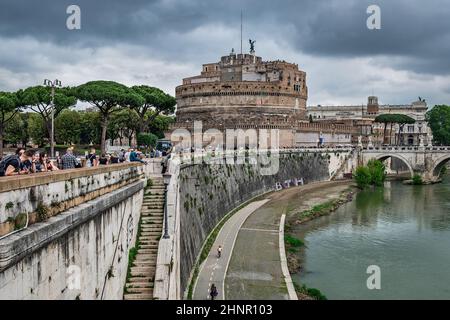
[123,176,165,300]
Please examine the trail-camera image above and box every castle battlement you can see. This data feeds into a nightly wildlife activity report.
[176,51,308,123]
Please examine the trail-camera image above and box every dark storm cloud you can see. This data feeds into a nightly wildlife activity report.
[0,0,450,105]
[1,0,450,75]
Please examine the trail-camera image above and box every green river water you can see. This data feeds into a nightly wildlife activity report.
[292,175,450,300]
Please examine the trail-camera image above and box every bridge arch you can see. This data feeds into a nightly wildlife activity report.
[431,155,450,178]
[372,153,414,178]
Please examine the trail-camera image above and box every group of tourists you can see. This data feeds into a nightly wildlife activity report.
[0,146,149,177]
[0,148,58,177]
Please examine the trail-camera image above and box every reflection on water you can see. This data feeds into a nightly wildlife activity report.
[291,175,450,300]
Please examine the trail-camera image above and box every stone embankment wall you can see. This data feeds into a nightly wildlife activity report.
[0,160,161,299]
[175,150,350,293]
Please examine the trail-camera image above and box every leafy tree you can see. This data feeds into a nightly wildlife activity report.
[4,112,29,146]
[353,166,372,189]
[79,111,101,145]
[375,114,393,144]
[367,159,386,186]
[137,133,158,151]
[0,91,21,156]
[131,85,176,133]
[107,109,140,146]
[394,114,415,145]
[17,86,76,143]
[55,109,81,145]
[145,113,175,139]
[27,113,47,146]
[375,114,415,145]
[426,105,450,145]
[75,81,144,153]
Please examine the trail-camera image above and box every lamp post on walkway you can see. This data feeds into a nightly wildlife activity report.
[163,172,172,239]
[43,79,62,159]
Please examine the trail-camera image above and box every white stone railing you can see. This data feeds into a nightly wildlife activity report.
[362,146,450,152]
[153,159,181,300]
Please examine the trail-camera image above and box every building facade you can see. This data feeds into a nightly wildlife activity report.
[169,50,356,148]
[307,97,432,146]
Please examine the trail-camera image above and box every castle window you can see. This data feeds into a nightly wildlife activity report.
[205,67,208,72]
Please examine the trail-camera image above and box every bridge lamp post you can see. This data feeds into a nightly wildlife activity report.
[163,172,172,239]
[44,79,62,159]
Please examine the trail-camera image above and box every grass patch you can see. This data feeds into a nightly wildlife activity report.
[285,235,304,248]
[298,200,335,220]
[293,282,327,300]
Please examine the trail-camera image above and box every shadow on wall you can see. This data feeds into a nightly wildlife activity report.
[178,152,331,293]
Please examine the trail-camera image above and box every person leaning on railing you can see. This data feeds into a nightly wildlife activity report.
[0,149,35,176]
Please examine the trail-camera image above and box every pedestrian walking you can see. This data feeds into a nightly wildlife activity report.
[210,284,218,300]
[217,245,222,258]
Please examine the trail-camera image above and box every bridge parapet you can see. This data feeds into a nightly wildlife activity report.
[360,146,450,182]
[0,160,161,239]
[363,146,450,152]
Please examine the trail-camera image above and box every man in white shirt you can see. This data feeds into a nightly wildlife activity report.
[124,148,131,162]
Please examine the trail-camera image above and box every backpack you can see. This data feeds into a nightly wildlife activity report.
[0,154,19,175]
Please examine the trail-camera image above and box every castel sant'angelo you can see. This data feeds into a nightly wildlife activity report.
[168,44,359,148]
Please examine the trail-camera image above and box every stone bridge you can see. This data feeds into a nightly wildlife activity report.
[359,146,450,182]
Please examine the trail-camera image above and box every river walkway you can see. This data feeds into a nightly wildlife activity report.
[192,199,270,300]
[225,180,352,300]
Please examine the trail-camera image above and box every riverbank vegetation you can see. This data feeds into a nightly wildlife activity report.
[284,234,327,300]
[353,159,386,189]
[284,185,356,299]
[293,282,327,300]
[412,174,424,185]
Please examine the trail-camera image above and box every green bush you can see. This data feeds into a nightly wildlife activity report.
[354,160,386,189]
[285,235,304,248]
[305,287,327,300]
[367,159,386,186]
[412,174,423,185]
[353,166,372,189]
[294,282,327,300]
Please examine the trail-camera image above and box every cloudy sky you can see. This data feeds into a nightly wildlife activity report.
[1,0,450,107]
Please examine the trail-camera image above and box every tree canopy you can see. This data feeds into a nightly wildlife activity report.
[107,109,140,146]
[0,91,21,155]
[131,85,176,133]
[0,81,174,156]
[426,105,450,145]
[375,113,415,145]
[17,86,76,140]
[374,113,415,124]
[75,81,144,153]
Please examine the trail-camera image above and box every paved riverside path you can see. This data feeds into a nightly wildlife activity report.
[193,199,270,300]
[225,181,352,300]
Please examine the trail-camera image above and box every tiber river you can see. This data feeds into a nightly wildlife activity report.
[291,174,450,300]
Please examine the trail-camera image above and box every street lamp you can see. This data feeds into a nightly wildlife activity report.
[162,172,172,239]
[44,79,62,158]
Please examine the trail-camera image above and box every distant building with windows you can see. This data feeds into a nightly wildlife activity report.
[307,96,432,146]
[167,47,432,148]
